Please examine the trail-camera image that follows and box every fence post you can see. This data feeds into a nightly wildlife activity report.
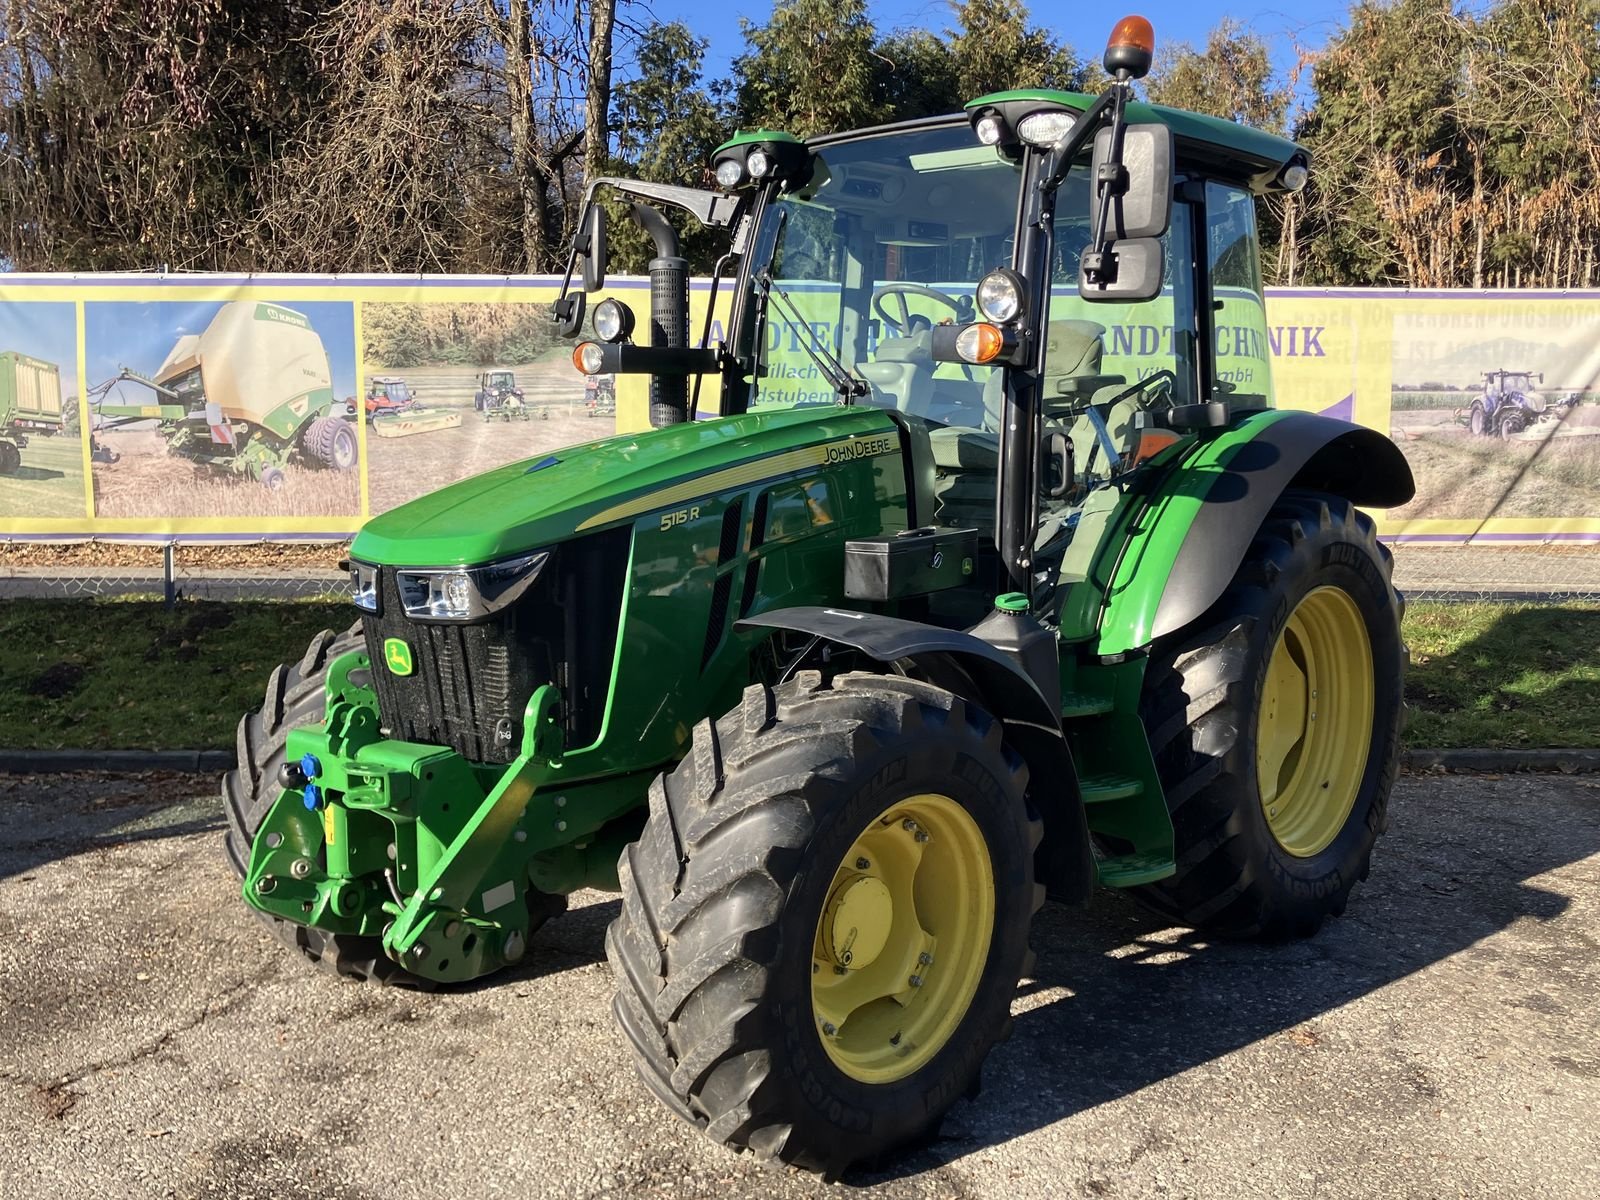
[163,542,176,610]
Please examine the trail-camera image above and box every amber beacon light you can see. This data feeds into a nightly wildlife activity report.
[1103,15,1155,80]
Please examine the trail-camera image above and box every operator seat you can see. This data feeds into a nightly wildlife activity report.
[857,328,936,416]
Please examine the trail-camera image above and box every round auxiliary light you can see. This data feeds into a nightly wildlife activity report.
[1280,161,1310,193]
[572,342,606,375]
[974,114,1004,146]
[714,158,745,189]
[592,298,634,343]
[747,148,772,178]
[1017,110,1077,148]
[976,269,1025,323]
[955,323,1006,364]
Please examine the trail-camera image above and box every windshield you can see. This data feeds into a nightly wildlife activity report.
[745,123,1020,417]
[167,367,204,402]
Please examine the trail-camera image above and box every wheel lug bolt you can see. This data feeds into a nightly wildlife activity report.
[821,1021,837,1036]
[856,857,870,870]
[902,819,918,832]
[833,965,848,975]
[918,952,932,965]
[909,974,923,988]
[914,832,929,843]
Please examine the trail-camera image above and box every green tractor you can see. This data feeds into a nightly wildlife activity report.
[225,17,1411,1178]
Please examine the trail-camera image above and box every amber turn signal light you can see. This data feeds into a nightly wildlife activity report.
[954,323,1007,364]
[572,342,605,375]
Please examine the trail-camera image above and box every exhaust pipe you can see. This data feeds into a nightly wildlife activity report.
[632,204,690,428]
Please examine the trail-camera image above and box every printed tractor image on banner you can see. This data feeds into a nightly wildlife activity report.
[86,299,360,520]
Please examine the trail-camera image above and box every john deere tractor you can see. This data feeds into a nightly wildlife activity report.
[225,17,1411,1178]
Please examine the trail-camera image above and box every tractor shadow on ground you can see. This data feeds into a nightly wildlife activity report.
[851,775,1600,1185]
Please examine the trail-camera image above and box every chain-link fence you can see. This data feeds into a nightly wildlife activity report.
[0,540,348,604]
[3,537,1596,605]
[1393,545,1600,603]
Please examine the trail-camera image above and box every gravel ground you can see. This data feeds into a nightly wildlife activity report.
[1,770,1596,1199]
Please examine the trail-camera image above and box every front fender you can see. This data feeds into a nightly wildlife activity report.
[1095,409,1414,656]
[737,606,1097,904]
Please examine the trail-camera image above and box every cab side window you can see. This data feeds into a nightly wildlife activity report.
[1205,181,1273,406]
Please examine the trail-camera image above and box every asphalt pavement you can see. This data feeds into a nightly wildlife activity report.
[1,770,1596,1199]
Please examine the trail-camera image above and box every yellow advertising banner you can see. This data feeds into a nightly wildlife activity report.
[0,276,1595,545]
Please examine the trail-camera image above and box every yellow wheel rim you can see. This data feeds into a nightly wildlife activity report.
[811,793,994,1084]
[1256,585,1375,858]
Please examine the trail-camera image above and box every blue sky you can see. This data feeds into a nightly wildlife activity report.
[638,0,1355,105]
[84,300,357,403]
[0,302,78,399]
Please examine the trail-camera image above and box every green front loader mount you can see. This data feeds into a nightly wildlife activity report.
[225,15,1414,1180]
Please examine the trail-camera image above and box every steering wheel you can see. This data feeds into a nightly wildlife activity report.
[871,283,970,335]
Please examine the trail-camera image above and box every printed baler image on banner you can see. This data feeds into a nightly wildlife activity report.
[0,301,87,520]
[86,299,360,520]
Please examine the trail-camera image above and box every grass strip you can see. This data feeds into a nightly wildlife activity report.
[0,598,1594,752]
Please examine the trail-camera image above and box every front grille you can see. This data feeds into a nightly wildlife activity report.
[362,528,630,764]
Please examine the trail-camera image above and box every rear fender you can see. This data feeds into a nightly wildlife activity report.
[1096,410,1414,656]
[737,606,1096,903]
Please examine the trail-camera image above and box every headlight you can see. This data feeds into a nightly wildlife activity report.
[1279,160,1309,193]
[974,114,1005,146]
[976,269,1025,323]
[714,159,744,189]
[349,559,380,613]
[747,148,772,178]
[572,341,606,375]
[395,550,551,622]
[1017,110,1076,147]
[592,298,635,343]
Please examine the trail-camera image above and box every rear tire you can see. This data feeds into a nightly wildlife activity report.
[606,672,1041,1177]
[1131,492,1404,939]
[0,441,19,473]
[221,626,566,986]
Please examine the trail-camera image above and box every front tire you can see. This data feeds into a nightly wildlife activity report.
[1132,492,1404,939]
[606,672,1041,1177]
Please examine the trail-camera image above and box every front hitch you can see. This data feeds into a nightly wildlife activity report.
[242,647,575,984]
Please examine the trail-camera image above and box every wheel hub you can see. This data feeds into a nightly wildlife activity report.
[823,874,893,969]
[811,794,994,1084]
[1255,585,1375,858]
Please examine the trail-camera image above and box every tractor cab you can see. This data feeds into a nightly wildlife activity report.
[365,375,414,418]
[560,22,1310,612]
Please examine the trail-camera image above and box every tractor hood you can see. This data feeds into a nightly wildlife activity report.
[351,404,902,566]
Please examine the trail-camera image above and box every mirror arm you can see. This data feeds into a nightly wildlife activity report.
[1082,83,1132,285]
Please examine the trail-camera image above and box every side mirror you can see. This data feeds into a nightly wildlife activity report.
[1080,237,1164,303]
[1079,122,1173,303]
[1091,123,1173,241]
[581,205,607,293]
